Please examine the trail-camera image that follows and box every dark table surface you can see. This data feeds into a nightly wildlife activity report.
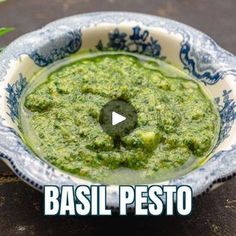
[0,0,236,235]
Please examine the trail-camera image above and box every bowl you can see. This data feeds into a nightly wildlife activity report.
[0,12,236,207]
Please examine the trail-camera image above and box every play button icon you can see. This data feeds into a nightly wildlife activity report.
[99,99,137,139]
[112,112,126,126]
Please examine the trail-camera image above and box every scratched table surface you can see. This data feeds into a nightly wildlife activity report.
[0,0,236,235]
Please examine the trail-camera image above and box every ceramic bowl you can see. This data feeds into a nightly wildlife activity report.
[0,12,236,207]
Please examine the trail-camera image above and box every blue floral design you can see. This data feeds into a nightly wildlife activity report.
[180,42,223,85]
[215,89,236,145]
[108,28,127,50]
[5,73,27,122]
[29,29,82,67]
[180,35,236,85]
[96,26,162,58]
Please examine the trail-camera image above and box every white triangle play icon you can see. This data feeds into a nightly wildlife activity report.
[112,111,126,126]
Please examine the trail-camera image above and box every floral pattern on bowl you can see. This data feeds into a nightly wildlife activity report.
[0,12,236,207]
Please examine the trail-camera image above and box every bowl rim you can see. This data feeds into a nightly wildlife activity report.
[0,11,236,206]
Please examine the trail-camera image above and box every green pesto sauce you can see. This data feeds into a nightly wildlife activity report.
[20,53,220,184]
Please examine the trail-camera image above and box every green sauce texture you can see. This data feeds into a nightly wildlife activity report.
[21,53,219,184]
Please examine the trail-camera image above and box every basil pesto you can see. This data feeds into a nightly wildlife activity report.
[20,53,219,184]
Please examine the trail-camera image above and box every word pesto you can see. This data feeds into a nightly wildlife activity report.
[44,185,192,216]
[21,53,219,184]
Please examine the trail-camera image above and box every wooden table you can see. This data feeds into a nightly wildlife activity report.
[0,0,235,235]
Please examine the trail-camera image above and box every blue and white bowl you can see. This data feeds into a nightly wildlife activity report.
[0,12,236,207]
